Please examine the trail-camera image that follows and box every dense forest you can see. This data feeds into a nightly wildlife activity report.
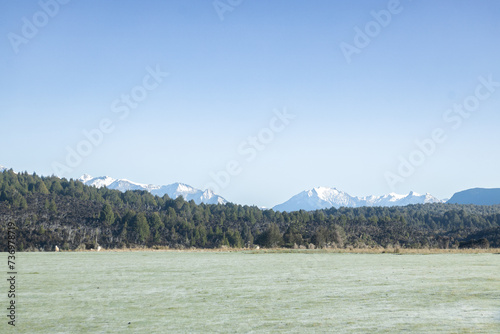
[0,169,499,251]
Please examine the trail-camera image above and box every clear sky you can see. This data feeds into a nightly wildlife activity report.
[1,0,500,208]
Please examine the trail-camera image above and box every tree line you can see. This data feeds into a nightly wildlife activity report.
[0,169,499,251]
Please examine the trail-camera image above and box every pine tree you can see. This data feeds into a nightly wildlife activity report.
[257,223,283,248]
[133,213,150,243]
[36,180,49,195]
[149,212,164,232]
[48,199,57,213]
[120,222,128,241]
[99,203,115,226]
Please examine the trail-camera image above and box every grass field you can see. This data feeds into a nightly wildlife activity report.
[3,251,500,333]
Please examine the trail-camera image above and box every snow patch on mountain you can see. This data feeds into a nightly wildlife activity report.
[0,165,6,173]
[78,175,228,205]
[79,174,115,188]
[273,187,443,212]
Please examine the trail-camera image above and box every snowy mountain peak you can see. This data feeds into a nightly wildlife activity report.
[173,183,198,194]
[311,186,340,198]
[79,174,94,182]
[0,165,6,172]
[273,187,444,212]
[203,189,215,197]
[78,175,116,188]
[79,174,228,205]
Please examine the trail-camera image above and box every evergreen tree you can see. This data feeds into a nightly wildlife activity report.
[149,212,164,232]
[48,199,57,213]
[36,180,49,194]
[256,223,283,248]
[99,203,115,226]
[133,213,150,243]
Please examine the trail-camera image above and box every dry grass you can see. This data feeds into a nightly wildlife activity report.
[62,246,500,254]
[244,248,500,255]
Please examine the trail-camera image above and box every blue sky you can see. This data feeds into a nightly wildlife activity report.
[1,0,500,208]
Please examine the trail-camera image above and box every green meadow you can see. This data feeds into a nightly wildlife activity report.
[4,251,500,333]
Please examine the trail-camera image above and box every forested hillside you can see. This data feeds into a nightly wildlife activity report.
[0,169,499,251]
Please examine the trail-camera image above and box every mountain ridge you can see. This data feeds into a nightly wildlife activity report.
[273,187,443,212]
[447,188,500,206]
[2,164,500,210]
[79,174,227,205]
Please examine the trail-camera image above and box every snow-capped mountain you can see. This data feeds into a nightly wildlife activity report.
[78,174,227,205]
[273,187,443,212]
[0,165,6,173]
[272,187,358,212]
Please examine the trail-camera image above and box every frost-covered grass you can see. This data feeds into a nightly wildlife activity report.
[5,252,500,333]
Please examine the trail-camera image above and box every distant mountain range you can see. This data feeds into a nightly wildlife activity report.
[273,187,443,212]
[1,164,499,210]
[78,174,227,205]
[447,188,500,206]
